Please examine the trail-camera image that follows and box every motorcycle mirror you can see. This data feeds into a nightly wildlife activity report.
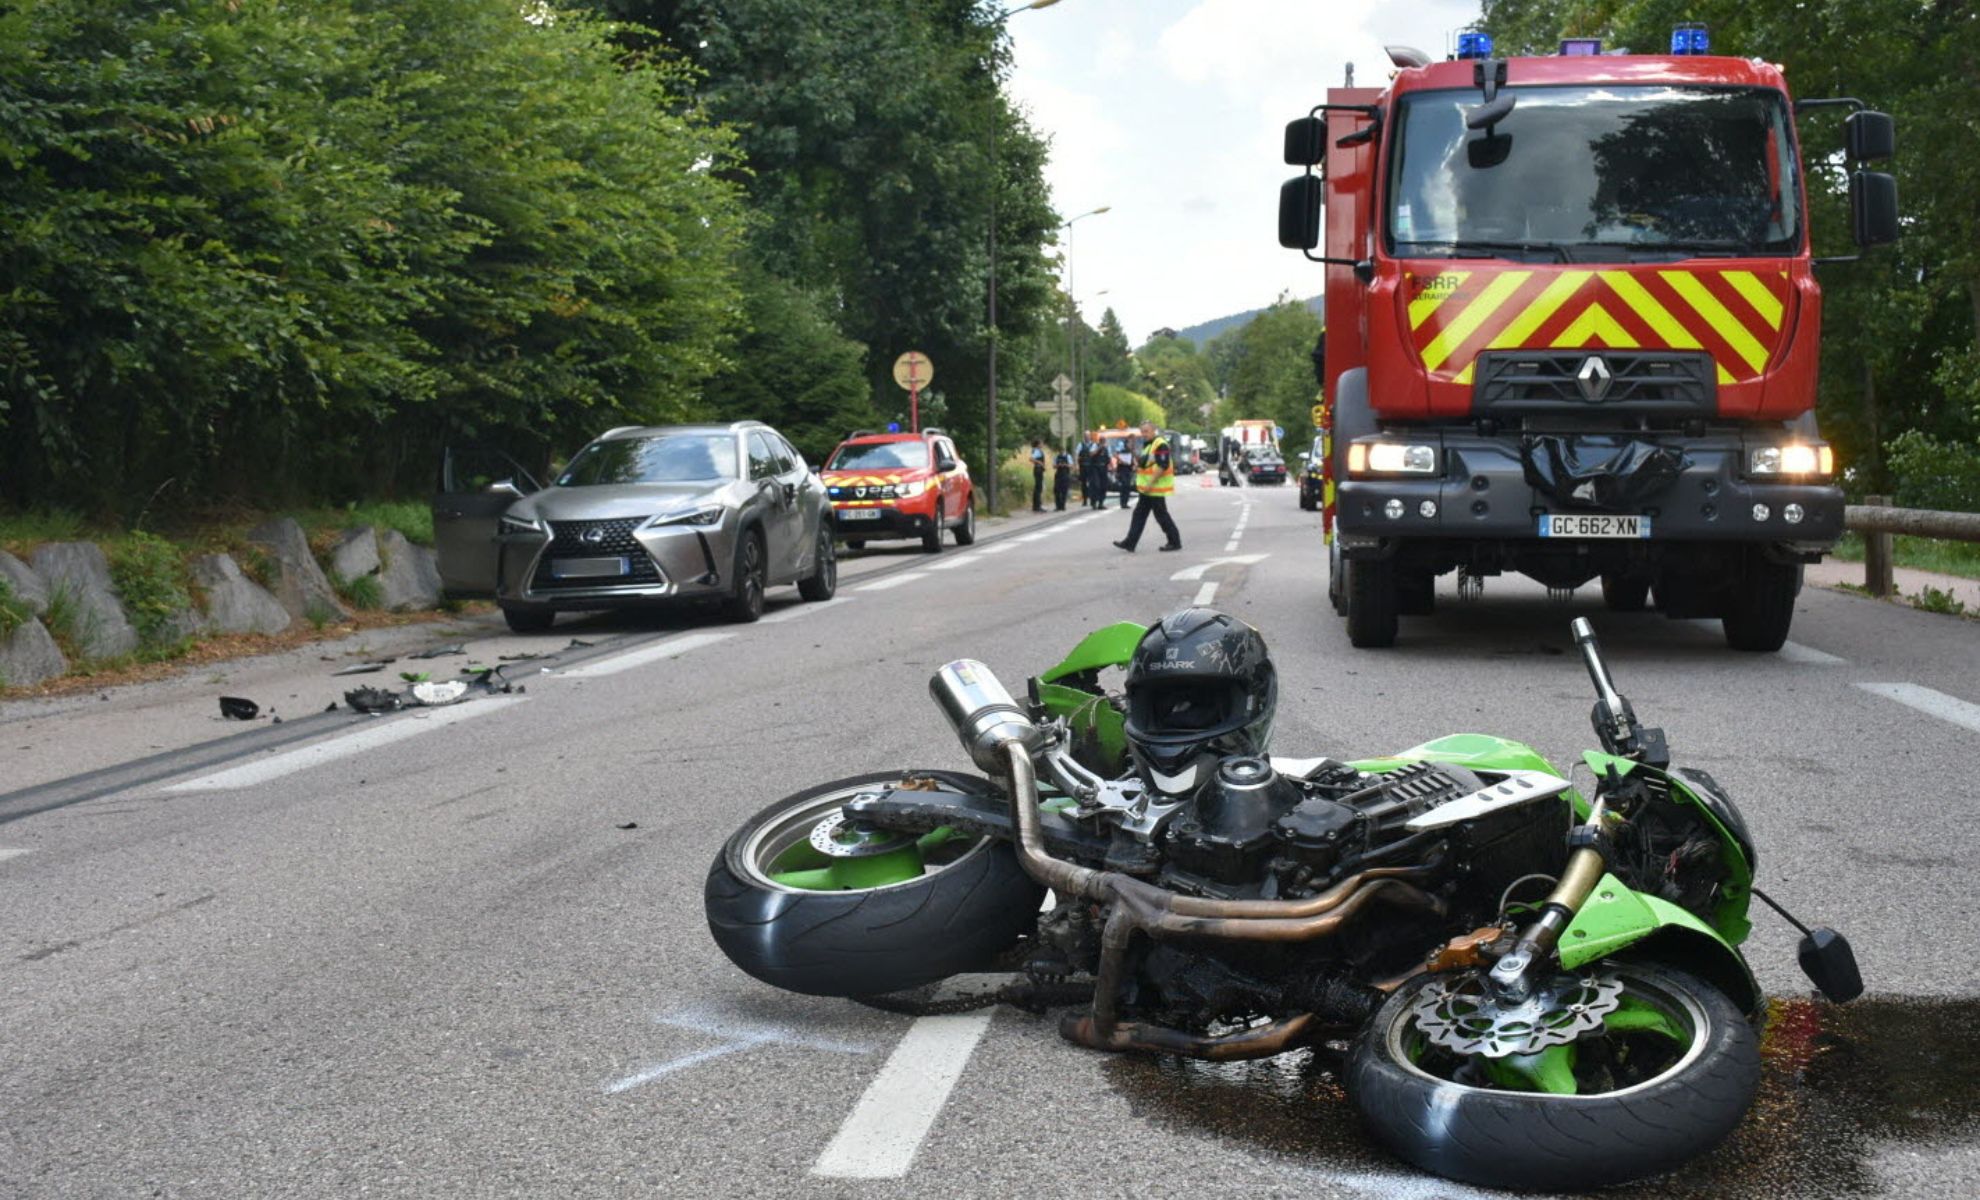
[1797,926,1864,1004]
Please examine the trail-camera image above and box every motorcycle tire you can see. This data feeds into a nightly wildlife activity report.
[1346,962,1758,1191]
[704,770,1046,997]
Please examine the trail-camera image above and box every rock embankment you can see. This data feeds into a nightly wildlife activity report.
[0,522,445,691]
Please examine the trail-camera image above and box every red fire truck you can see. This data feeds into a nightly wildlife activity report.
[1279,27,1897,649]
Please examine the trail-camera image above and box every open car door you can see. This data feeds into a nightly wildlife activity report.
[433,447,542,599]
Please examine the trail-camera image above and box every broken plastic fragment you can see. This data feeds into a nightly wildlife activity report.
[409,644,467,660]
[333,661,390,676]
[343,687,403,715]
[409,680,470,706]
[219,696,260,720]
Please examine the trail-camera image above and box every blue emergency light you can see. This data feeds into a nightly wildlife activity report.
[1559,38,1602,56]
[1456,31,1493,60]
[1671,23,1709,55]
[887,422,900,432]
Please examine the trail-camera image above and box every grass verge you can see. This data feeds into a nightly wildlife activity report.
[1830,531,1980,581]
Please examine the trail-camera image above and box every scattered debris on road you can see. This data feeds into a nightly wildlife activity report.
[333,661,392,676]
[408,643,466,660]
[219,696,260,720]
[343,686,403,715]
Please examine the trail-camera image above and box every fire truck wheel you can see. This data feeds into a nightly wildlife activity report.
[1327,541,1346,616]
[1722,560,1800,651]
[1346,557,1398,648]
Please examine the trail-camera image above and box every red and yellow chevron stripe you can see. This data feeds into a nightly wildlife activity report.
[1404,267,1791,385]
[823,472,913,487]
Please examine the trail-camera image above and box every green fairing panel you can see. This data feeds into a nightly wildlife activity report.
[1560,872,1757,1009]
[1038,622,1147,683]
[1350,733,1567,779]
[1037,681,1128,776]
[1580,751,1753,944]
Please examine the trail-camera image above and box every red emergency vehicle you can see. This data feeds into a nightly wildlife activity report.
[1279,27,1897,649]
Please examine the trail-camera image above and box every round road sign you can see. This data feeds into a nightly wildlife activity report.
[893,351,934,392]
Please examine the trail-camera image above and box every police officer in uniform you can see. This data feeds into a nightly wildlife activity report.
[1113,421,1181,552]
[1052,443,1074,510]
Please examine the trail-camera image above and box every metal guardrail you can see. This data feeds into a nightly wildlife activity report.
[1846,495,1980,597]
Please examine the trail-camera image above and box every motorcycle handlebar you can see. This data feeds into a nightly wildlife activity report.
[1570,617,1624,713]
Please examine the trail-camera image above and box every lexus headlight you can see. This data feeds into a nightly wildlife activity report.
[1348,441,1438,476]
[647,505,724,528]
[497,514,544,536]
[1748,444,1834,478]
[896,480,926,498]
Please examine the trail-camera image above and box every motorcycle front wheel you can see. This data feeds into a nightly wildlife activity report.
[704,771,1046,997]
[1346,962,1758,1191]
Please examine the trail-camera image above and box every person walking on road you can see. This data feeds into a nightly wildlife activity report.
[1113,442,1134,510]
[1030,438,1047,512]
[1114,421,1181,553]
[1052,443,1073,511]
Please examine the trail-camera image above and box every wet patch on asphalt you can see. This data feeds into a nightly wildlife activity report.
[1101,996,1980,1198]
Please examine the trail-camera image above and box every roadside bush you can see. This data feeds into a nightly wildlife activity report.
[337,573,385,612]
[0,576,28,637]
[1887,430,1980,513]
[108,532,191,647]
[299,502,434,548]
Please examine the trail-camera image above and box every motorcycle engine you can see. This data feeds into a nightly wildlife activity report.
[1161,756,1559,900]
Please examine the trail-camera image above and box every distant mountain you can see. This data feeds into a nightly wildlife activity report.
[1166,295,1324,348]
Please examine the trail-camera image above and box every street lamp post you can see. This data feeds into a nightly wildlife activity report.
[1061,205,1109,440]
[985,0,1063,515]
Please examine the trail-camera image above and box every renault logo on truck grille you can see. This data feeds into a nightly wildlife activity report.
[1575,355,1613,403]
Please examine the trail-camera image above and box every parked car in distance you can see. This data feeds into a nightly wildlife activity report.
[432,421,836,632]
[1247,449,1289,485]
[822,427,976,553]
[1299,436,1326,510]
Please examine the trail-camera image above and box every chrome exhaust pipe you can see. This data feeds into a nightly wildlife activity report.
[929,659,1044,774]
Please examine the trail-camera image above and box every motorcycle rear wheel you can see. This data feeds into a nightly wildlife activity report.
[704,771,1045,997]
[1346,962,1758,1191]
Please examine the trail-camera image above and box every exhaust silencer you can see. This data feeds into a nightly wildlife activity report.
[930,659,1044,773]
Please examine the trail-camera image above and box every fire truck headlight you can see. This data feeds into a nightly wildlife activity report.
[1748,444,1833,478]
[1359,442,1439,476]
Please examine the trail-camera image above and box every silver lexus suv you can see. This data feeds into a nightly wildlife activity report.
[433,422,836,632]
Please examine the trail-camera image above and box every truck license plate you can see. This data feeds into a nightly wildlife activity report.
[838,508,882,521]
[1538,514,1650,539]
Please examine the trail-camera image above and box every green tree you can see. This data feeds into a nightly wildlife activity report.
[1217,296,1324,439]
[700,267,875,466]
[0,0,745,512]
[1085,308,1136,388]
[1087,383,1166,430]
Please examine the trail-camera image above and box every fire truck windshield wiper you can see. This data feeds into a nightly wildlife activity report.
[1395,239,1570,263]
[1571,239,1751,259]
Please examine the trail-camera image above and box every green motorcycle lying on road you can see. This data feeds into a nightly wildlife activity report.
[705,611,1862,1190]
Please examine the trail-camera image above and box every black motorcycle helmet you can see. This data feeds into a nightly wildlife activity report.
[1122,608,1277,788]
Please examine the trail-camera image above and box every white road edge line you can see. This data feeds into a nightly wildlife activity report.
[856,572,928,592]
[0,848,33,863]
[925,557,977,571]
[811,1010,994,1179]
[1779,640,1846,666]
[760,598,853,624]
[163,697,528,792]
[1193,582,1219,607]
[1857,682,1980,734]
[563,632,735,679]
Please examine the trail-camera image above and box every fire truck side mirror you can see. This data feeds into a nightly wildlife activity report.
[1278,176,1323,250]
[1849,171,1899,247]
[1844,110,1895,162]
[1284,117,1327,166]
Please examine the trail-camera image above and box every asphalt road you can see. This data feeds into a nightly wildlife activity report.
[3,478,1978,1199]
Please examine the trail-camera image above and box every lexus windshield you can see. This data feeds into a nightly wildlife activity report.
[556,434,737,486]
[1387,85,1800,261]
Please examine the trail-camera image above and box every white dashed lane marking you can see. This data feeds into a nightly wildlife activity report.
[0,848,33,863]
[1170,554,1268,582]
[856,572,928,592]
[760,598,853,624]
[1779,641,1846,665]
[811,1010,995,1179]
[1193,582,1219,607]
[1858,682,1980,734]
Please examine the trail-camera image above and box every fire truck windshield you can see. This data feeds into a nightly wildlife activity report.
[1386,85,1800,261]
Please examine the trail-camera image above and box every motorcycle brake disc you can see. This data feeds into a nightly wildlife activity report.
[1408,970,1625,1059]
[807,809,916,859]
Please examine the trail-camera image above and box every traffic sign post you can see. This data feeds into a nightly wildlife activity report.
[1037,373,1076,441]
[893,351,934,432]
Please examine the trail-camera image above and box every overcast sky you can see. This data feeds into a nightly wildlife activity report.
[1005,0,1478,345]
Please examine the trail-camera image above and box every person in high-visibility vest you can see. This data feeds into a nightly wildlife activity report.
[1113,420,1181,553]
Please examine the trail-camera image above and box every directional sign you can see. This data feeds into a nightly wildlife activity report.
[892,351,933,392]
[1051,373,1072,403]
